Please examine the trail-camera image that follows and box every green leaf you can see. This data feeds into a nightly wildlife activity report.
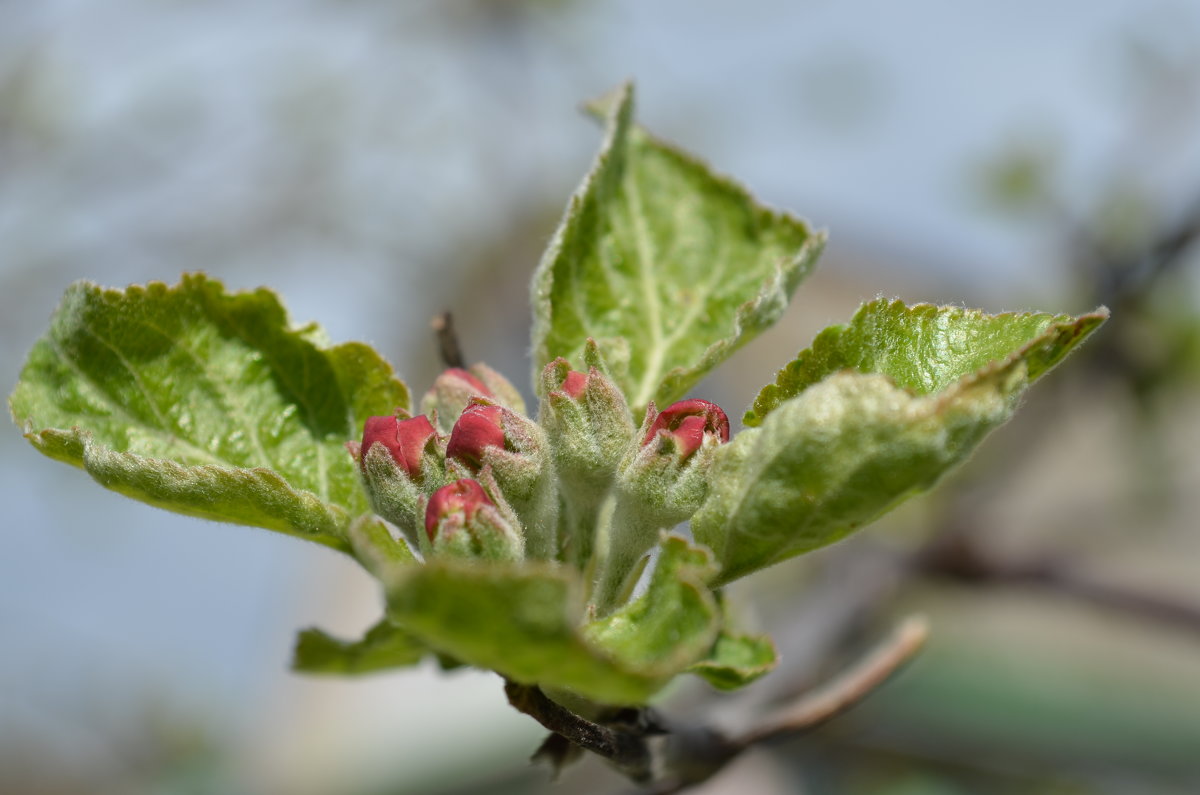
[384,550,715,706]
[687,631,778,691]
[695,306,1105,586]
[584,534,720,675]
[531,83,825,416]
[746,299,1107,426]
[9,274,410,551]
[292,619,425,675]
[346,513,418,577]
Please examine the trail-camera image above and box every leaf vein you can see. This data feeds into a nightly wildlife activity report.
[134,314,279,473]
[46,333,227,468]
[625,175,665,407]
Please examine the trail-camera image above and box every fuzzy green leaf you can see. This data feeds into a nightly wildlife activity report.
[347,513,418,577]
[687,631,778,691]
[696,305,1106,585]
[292,619,425,675]
[384,561,643,704]
[384,550,716,706]
[745,299,1107,426]
[531,83,824,416]
[9,274,410,551]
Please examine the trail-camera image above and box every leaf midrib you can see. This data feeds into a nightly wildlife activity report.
[130,300,339,504]
[137,312,281,473]
[627,168,665,408]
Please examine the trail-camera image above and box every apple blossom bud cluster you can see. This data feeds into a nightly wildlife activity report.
[350,343,730,604]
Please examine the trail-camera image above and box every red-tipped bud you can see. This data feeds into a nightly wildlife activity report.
[560,369,589,399]
[538,353,635,509]
[446,403,506,469]
[360,414,437,479]
[643,399,730,459]
[422,364,528,433]
[424,478,494,541]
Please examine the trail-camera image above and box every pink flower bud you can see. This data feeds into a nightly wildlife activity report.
[560,369,589,399]
[424,478,494,541]
[442,368,494,398]
[446,403,506,469]
[421,365,529,433]
[360,414,437,479]
[643,399,730,459]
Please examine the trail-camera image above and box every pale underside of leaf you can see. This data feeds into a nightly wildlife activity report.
[695,301,1105,586]
[699,302,1106,584]
[531,82,824,416]
[696,369,1020,586]
[9,274,410,549]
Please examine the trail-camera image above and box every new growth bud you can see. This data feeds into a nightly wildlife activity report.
[622,399,730,525]
[446,403,506,469]
[356,411,446,548]
[594,398,732,614]
[422,364,527,432]
[560,369,588,398]
[538,342,635,483]
[423,478,522,561]
[537,341,636,566]
[643,399,730,460]
[361,414,437,480]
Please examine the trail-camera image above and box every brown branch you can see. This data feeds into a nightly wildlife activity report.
[739,614,929,746]
[431,311,465,368]
[503,680,653,782]
[651,615,929,794]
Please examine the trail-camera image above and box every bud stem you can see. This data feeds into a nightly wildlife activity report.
[519,485,559,561]
[591,498,663,616]
[560,491,605,570]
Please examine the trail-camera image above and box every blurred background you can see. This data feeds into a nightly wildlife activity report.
[3,1,1200,793]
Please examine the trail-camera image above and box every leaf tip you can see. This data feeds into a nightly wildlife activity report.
[582,80,635,122]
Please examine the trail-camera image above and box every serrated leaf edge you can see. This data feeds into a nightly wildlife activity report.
[745,299,1109,426]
